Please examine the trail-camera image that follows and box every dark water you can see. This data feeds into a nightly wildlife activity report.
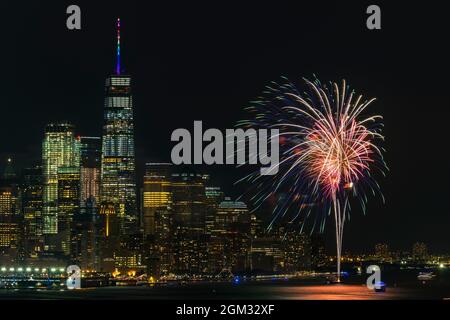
[0,269,448,300]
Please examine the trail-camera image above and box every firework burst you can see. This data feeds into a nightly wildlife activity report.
[236,77,387,281]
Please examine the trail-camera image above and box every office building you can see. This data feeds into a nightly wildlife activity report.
[42,122,80,238]
[100,19,137,229]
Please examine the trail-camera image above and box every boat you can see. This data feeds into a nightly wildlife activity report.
[325,274,339,284]
[417,272,436,281]
[374,281,386,292]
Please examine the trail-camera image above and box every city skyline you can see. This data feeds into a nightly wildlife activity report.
[0,16,334,277]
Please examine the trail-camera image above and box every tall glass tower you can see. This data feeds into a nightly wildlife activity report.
[100,18,137,226]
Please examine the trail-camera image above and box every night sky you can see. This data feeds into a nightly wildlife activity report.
[1,1,449,253]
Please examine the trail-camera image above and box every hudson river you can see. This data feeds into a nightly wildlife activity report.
[0,269,448,300]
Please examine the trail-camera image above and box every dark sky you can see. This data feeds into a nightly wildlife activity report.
[1,1,449,253]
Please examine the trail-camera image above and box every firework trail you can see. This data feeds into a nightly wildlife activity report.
[236,77,387,281]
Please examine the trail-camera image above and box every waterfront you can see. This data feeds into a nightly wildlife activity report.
[0,269,448,300]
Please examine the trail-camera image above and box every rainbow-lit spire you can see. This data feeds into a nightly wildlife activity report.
[116,18,121,75]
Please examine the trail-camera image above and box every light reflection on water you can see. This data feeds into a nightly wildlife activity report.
[0,269,448,300]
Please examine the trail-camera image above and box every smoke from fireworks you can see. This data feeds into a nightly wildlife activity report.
[236,77,387,281]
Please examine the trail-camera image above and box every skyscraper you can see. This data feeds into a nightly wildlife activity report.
[142,163,172,236]
[100,18,137,227]
[72,136,102,269]
[57,167,80,256]
[21,165,44,257]
[0,172,21,264]
[208,198,251,274]
[171,172,207,275]
[142,163,173,278]
[42,122,80,238]
[412,242,428,262]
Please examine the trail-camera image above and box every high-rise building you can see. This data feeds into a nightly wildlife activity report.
[0,184,20,264]
[97,202,119,272]
[57,167,80,256]
[97,19,137,272]
[205,186,224,237]
[0,158,22,264]
[142,163,172,236]
[249,222,312,273]
[171,172,207,275]
[375,243,391,262]
[80,136,101,213]
[0,187,15,217]
[69,136,102,269]
[21,166,44,257]
[310,234,327,269]
[250,236,284,273]
[142,163,173,278]
[0,157,19,216]
[208,198,251,274]
[276,223,311,272]
[71,212,99,270]
[2,157,17,181]
[100,18,137,229]
[205,187,224,205]
[412,242,428,262]
[114,233,145,273]
[42,122,80,239]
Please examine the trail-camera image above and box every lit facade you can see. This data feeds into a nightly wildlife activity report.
[97,19,137,272]
[71,209,99,270]
[412,242,428,261]
[99,19,136,224]
[208,198,251,274]
[0,188,14,217]
[375,243,391,262]
[171,173,207,275]
[142,163,173,278]
[100,75,137,221]
[21,166,44,256]
[42,122,80,235]
[57,167,80,256]
[142,163,172,236]
[0,186,20,263]
[205,186,224,237]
